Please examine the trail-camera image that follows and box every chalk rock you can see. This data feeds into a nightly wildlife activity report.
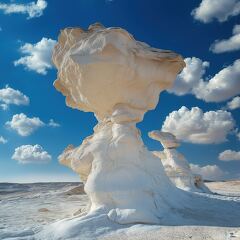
[42,23,240,238]
[149,130,179,149]
[52,23,185,122]
[149,130,211,193]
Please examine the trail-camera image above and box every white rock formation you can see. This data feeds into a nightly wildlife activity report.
[53,23,185,224]
[40,23,240,238]
[149,130,211,193]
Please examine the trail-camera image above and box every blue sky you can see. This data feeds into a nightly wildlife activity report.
[0,0,239,183]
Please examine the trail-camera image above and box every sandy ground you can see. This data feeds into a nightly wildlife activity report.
[1,181,240,240]
[101,181,240,240]
[103,226,240,240]
[206,180,240,196]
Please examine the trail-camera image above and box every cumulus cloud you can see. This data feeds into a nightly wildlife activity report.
[226,96,240,110]
[210,24,240,53]
[169,57,209,96]
[190,164,225,181]
[219,150,240,161]
[0,103,8,110]
[194,59,240,102]
[6,113,44,136]
[12,144,51,164]
[169,57,240,102]
[0,85,29,110]
[0,0,47,19]
[0,136,7,144]
[48,119,60,127]
[237,132,240,141]
[14,38,56,75]
[191,0,240,23]
[162,106,235,144]
[5,114,60,136]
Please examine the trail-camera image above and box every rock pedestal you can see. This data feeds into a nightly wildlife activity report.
[53,23,186,224]
[149,131,211,193]
[42,23,240,238]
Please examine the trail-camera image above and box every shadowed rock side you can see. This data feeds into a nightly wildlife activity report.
[37,23,240,239]
[149,130,211,193]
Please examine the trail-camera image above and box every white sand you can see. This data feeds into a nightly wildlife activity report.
[206,180,240,196]
[1,181,240,240]
[102,225,240,240]
[101,181,240,240]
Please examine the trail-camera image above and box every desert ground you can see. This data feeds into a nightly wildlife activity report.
[0,180,239,240]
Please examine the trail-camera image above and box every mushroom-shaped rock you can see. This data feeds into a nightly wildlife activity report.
[39,24,240,238]
[149,130,180,149]
[52,23,185,122]
[149,130,211,193]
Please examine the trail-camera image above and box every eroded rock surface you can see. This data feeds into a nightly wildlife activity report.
[149,131,211,193]
[38,23,240,239]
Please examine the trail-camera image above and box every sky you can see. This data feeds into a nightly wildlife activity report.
[0,0,239,183]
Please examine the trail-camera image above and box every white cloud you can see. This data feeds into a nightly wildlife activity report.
[237,132,240,141]
[0,85,29,110]
[162,106,235,144]
[12,144,51,164]
[233,24,240,35]
[210,24,240,53]
[195,59,240,102]
[5,114,60,136]
[0,103,8,110]
[190,164,225,181]
[169,57,209,96]
[6,113,44,136]
[191,0,240,23]
[219,150,240,161]
[48,119,60,127]
[169,58,240,102]
[227,96,240,110]
[14,38,56,75]
[0,0,47,19]
[0,136,7,144]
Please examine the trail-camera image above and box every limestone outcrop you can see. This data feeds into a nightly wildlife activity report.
[149,130,211,193]
[49,23,240,232]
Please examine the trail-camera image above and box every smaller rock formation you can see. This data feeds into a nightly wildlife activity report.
[149,130,211,193]
[64,184,85,196]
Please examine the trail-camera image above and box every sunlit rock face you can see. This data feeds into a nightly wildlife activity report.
[53,23,185,224]
[51,23,240,230]
[149,131,211,193]
[52,23,185,122]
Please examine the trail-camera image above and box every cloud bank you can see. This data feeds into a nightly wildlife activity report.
[0,0,47,19]
[12,144,51,164]
[169,57,240,102]
[210,24,240,53]
[162,106,235,144]
[14,38,56,75]
[191,0,240,23]
[219,150,240,161]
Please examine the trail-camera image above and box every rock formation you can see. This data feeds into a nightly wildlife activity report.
[53,23,186,224]
[149,130,211,193]
[46,23,240,235]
